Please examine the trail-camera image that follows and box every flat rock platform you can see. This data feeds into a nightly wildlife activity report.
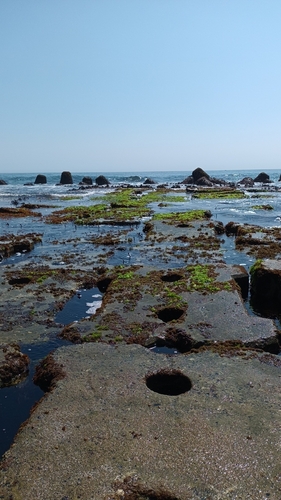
[1,343,281,499]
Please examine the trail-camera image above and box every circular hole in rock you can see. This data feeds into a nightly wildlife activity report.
[146,369,192,395]
[157,307,184,323]
[8,277,31,285]
[161,273,183,283]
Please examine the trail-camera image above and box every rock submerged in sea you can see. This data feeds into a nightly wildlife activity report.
[0,179,7,185]
[60,171,73,184]
[95,175,110,186]
[34,174,47,184]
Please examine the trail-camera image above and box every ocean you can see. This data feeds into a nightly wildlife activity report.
[1,168,281,194]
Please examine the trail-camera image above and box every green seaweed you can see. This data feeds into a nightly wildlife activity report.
[153,210,207,224]
[186,264,232,293]
[193,190,245,200]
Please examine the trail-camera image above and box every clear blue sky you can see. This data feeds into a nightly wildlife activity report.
[1,1,281,172]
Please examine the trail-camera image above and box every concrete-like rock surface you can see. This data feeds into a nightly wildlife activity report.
[77,263,279,352]
[1,343,281,499]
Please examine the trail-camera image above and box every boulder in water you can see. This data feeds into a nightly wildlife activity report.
[254,172,270,183]
[34,174,47,184]
[60,171,73,184]
[143,177,155,185]
[192,167,210,182]
[81,176,93,185]
[95,175,109,186]
[196,176,213,187]
[238,177,254,187]
[0,179,7,185]
[182,176,193,185]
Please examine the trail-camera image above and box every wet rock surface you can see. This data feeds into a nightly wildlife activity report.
[74,263,278,352]
[1,343,281,499]
[2,181,281,497]
[0,233,42,258]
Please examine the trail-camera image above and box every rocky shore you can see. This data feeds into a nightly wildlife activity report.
[1,174,281,498]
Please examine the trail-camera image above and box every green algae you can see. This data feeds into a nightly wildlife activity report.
[46,188,188,225]
[249,259,263,277]
[153,210,208,224]
[251,204,274,210]
[192,189,245,200]
[186,264,233,293]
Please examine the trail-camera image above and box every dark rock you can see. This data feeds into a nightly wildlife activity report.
[210,177,227,186]
[95,175,110,186]
[81,176,93,185]
[0,344,29,387]
[279,174,281,182]
[238,177,254,187]
[164,327,196,352]
[0,179,7,185]
[33,353,66,392]
[213,221,225,235]
[143,178,155,185]
[225,221,240,236]
[60,171,73,184]
[204,210,212,218]
[254,172,270,183]
[192,167,210,182]
[231,265,249,300]
[182,176,194,184]
[250,259,281,315]
[34,174,47,184]
[24,182,34,186]
[196,176,213,186]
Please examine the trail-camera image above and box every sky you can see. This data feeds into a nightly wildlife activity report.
[1,1,281,173]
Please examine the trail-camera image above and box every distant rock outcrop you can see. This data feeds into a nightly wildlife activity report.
[183,168,226,187]
[34,174,47,184]
[95,175,109,186]
[60,171,73,184]
[0,179,7,185]
[192,167,210,182]
[81,176,93,185]
[254,172,270,183]
[143,177,155,185]
[238,177,254,187]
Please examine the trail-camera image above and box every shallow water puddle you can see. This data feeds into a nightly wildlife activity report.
[0,338,69,457]
[55,286,103,325]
